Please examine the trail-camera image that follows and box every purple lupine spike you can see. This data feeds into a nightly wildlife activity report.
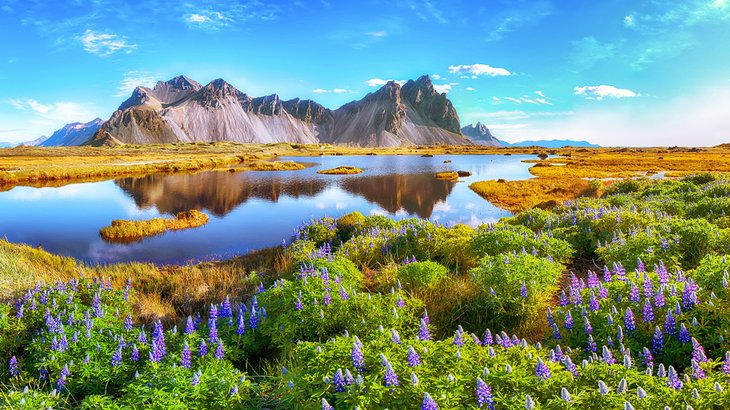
[124,314,133,331]
[691,338,707,363]
[624,308,636,332]
[667,365,682,390]
[333,368,346,392]
[130,344,139,362]
[220,296,232,318]
[664,310,676,335]
[520,282,528,298]
[654,287,665,308]
[453,330,464,347]
[237,311,246,335]
[564,311,574,330]
[535,357,551,381]
[679,323,690,343]
[589,292,599,311]
[552,324,562,340]
[418,319,431,341]
[9,356,18,378]
[476,377,494,409]
[214,339,224,360]
[56,364,70,391]
[642,299,654,323]
[629,283,640,303]
[323,289,332,306]
[396,293,405,307]
[208,319,218,344]
[652,326,663,355]
[586,335,597,353]
[198,339,208,357]
[643,275,654,298]
[603,265,612,282]
[641,347,653,369]
[185,316,195,335]
[421,393,438,410]
[180,341,191,368]
[352,342,364,372]
[111,346,123,367]
[384,363,399,387]
[407,345,421,367]
[209,304,218,321]
[584,318,593,335]
[483,328,493,345]
[339,285,349,301]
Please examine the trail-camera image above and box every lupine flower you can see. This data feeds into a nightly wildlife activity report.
[352,342,364,372]
[666,365,682,390]
[586,335,597,353]
[525,394,535,410]
[181,341,191,368]
[321,398,334,410]
[198,339,208,357]
[214,339,225,360]
[564,311,574,330]
[57,365,70,390]
[396,293,405,307]
[476,377,494,409]
[418,319,431,341]
[652,327,663,354]
[421,392,438,410]
[407,345,421,367]
[131,344,139,362]
[584,318,593,335]
[679,323,690,343]
[339,285,349,301]
[560,387,571,402]
[602,346,615,365]
[641,347,654,369]
[723,351,730,375]
[124,314,133,331]
[589,292,599,311]
[384,363,399,387]
[629,283,639,303]
[624,308,636,332]
[9,356,18,378]
[111,346,123,367]
[390,329,402,344]
[208,320,218,344]
[552,324,562,340]
[453,330,464,347]
[642,299,654,323]
[691,359,706,379]
[323,289,332,306]
[692,338,707,363]
[520,282,528,298]
[535,357,551,381]
[333,368,346,392]
[483,328,493,345]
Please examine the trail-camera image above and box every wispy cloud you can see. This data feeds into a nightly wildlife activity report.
[115,71,159,97]
[397,0,449,24]
[574,85,639,100]
[571,36,616,70]
[181,1,281,30]
[448,64,511,77]
[433,84,451,93]
[501,91,553,105]
[481,0,553,42]
[77,29,136,56]
[312,88,352,93]
[6,98,98,124]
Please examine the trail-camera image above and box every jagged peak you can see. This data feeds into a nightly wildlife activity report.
[157,75,201,91]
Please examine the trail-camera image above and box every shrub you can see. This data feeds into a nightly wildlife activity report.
[396,261,448,290]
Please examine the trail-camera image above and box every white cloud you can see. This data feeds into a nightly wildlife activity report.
[312,88,328,93]
[509,83,730,147]
[77,29,136,56]
[365,78,406,87]
[466,87,476,91]
[187,14,212,23]
[115,71,158,97]
[366,31,387,38]
[431,74,441,80]
[574,85,639,100]
[448,64,511,77]
[333,88,349,93]
[182,3,281,30]
[6,98,100,135]
[433,84,451,93]
[312,88,352,94]
[623,15,635,27]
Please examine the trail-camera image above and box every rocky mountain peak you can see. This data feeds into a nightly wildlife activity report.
[118,87,153,111]
[195,79,244,107]
[160,75,201,91]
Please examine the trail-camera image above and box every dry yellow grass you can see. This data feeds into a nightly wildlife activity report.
[317,166,363,175]
[99,209,209,242]
[470,178,596,212]
[435,171,459,180]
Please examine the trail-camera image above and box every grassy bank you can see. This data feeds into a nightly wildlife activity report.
[99,209,210,243]
[316,165,363,175]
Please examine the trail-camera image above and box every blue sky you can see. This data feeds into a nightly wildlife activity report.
[1,0,729,146]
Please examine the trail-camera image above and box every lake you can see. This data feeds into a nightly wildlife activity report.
[0,154,537,265]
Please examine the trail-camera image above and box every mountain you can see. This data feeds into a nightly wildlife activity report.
[323,76,468,146]
[41,118,104,147]
[500,139,600,148]
[0,136,48,148]
[88,75,470,147]
[461,122,503,147]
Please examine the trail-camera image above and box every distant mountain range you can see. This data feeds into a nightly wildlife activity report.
[88,74,469,147]
[41,118,104,146]
[0,136,48,148]
[5,75,599,148]
[461,122,599,148]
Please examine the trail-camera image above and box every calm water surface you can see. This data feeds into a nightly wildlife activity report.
[0,154,536,264]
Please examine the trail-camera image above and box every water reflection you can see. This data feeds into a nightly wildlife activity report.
[0,154,535,264]
[116,173,327,216]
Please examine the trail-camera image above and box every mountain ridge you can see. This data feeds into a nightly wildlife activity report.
[88,75,470,147]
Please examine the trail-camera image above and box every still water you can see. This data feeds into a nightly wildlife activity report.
[0,154,536,264]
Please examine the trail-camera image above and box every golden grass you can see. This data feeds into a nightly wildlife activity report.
[99,209,209,242]
[317,166,363,175]
[470,178,596,212]
[435,171,459,180]
[0,238,286,321]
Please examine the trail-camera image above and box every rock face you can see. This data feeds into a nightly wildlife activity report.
[88,75,471,147]
[460,122,503,147]
[41,118,104,147]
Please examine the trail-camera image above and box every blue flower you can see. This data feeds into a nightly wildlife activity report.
[111,346,123,367]
[214,339,225,360]
[351,342,365,372]
[181,341,192,368]
[384,363,399,387]
[9,356,18,378]
[333,368,346,392]
[476,377,494,409]
[407,345,421,367]
[421,392,438,410]
[535,357,551,381]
